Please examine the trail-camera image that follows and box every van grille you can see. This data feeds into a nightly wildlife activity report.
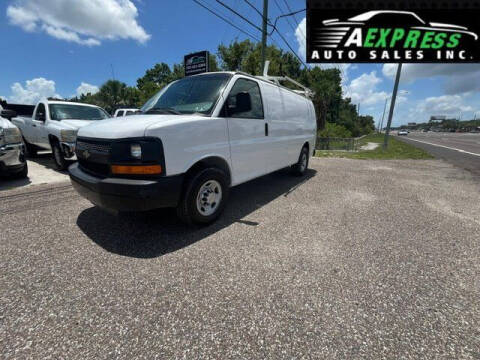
[76,137,111,177]
[76,139,111,155]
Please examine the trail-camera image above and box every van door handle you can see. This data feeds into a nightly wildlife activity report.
[265,123,269,136]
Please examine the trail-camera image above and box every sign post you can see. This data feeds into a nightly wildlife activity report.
[184,51,210,77]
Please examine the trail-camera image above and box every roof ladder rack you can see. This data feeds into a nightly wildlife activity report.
[255,61,315,99]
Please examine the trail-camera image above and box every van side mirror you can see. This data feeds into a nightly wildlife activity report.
[228,92,252,115]
[1,109,17,120]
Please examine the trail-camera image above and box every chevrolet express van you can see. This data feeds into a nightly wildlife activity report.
[69,72,316,224]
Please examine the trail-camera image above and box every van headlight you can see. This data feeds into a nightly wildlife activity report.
[4,127,22,145]
[130,143,142,159]
[60,130,78,143]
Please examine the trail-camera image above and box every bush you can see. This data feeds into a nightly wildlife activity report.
[318,122,352,138]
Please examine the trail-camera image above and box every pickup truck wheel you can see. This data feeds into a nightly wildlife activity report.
[177,167,229,225]
[23,138,37,158]
[52,142,68,170]
[14,163,28,179]
[291,146,309,176]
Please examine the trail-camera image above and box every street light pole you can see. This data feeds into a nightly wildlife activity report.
[383,63,403,149]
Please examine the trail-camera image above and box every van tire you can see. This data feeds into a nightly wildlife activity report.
[52,141,68,171]
[23,138,37,158]
[291,146,309,176]
[177,167,229,225]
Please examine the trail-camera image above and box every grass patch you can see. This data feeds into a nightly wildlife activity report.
[315,133,434,160]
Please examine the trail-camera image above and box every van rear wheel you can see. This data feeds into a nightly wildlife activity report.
[291,146,309,176]
[177,167,229,225]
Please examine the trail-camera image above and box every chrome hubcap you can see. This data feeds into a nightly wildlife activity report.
[196,180,222,216]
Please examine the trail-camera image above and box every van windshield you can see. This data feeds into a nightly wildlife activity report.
[141,73,232,115]
[49,104,110,121]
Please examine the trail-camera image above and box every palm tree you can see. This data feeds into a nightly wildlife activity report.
[98,80,129,113]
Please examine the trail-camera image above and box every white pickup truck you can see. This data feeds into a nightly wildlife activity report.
[12,99,110,170]
[69,71,316,224]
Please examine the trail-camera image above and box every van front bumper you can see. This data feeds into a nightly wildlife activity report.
[69,162,184,212]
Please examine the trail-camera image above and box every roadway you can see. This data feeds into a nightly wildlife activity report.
[398,132,480,177]
[2,158,480,358]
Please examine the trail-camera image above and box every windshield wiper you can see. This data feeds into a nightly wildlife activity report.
[143,107,182,115]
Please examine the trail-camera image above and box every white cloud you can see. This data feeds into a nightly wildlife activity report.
[9,78,61,104]
[76,82,99,96]
[344,71,388,106]
[295,17,350,83]
[416,95,473,116]
[382,64,480,95]
[6,0,150,46]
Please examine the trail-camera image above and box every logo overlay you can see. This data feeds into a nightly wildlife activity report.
[307,2,480,63]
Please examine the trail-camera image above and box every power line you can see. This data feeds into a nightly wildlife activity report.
[269,8,306,35]
[242,0,263,19]
[196,0,306,69]
[272,0,297,36]
[268,24,308,68]
[193,0,260,41]
[281,0,305,40]
[215,0,262,32]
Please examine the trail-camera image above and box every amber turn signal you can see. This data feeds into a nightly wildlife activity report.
[111,164,162,175]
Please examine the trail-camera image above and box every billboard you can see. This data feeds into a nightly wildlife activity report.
[184,51,210,76]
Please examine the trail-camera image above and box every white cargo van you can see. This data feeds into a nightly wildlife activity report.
[69,71,316,224]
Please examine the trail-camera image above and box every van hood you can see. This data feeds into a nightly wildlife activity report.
[77,114,198,139]
[61,119,95,130]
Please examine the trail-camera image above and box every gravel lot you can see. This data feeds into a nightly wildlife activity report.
[1,158,479,359]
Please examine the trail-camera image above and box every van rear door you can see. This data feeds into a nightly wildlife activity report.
[224,77,270,185]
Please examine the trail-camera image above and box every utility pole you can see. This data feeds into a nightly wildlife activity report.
[379,97,388,133]
[261,0,269,74]
[383,63,403,149]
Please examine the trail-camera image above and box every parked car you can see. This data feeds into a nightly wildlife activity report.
[11,99,110,170]
[113,108,139,117]
[0,107,28,179]
[398,130,408,136]
[69,72,317,224]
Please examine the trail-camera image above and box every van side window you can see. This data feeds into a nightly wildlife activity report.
[226,78,264,119]
[35,103,46,121]
[117,110,124,117]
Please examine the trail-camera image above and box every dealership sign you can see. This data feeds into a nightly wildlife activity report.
[184,51,210,76]
[307,1,480,63]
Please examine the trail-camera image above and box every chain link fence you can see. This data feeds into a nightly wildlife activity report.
[315,137,360,151]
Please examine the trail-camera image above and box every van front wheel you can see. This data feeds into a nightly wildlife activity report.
[177,168,229,225]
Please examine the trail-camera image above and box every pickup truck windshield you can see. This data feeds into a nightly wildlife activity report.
[141,73,232,115]
[49,104,110,121]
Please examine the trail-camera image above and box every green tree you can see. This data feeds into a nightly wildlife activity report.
[137,63,172,89]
